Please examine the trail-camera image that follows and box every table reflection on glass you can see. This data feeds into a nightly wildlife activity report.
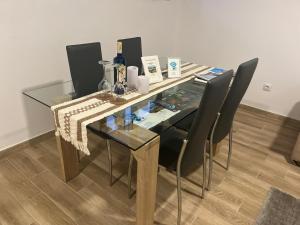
[88,80,205,150]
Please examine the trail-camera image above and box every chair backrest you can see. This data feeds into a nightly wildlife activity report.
[212,58,258,143]
[118,37,143,74]
[181,70,233,176]
[66,42,104,98]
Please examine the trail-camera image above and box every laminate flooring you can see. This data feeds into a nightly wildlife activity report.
[0,107,300,225]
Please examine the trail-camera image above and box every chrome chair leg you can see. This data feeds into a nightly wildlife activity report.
[106,139,113,186]
[176,139,187,225]
[128,153,134,198]
[176,172,182,225]
[226,127,233,170]
[207,113,220,191]
[207,139,213,191]
[202,145,207,198]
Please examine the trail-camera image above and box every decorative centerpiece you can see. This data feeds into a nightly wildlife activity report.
[98,60,126,96]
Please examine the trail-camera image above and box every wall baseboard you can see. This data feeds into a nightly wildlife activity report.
[1,104,299,159]
[240,104,300,129]
[0,130,55,160]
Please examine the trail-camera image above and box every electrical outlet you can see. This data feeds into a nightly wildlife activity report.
[263,83,272,92]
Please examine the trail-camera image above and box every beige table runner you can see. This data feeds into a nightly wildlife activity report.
[51,63,212,155]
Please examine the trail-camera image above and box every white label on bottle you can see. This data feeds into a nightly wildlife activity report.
[118,65,126,83]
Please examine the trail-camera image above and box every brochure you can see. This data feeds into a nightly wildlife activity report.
[141,55,163,84]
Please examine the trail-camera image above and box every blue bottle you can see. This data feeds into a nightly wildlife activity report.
[113,41,126,84]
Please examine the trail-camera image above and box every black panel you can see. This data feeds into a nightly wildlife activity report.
[213,58,259,143]
[118,37,143,74]
[66,42,104,98]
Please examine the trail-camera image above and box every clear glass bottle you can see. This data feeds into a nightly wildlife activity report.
[98,60,112,92]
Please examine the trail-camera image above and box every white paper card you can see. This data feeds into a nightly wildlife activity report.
[141,55,163,84]
[133,109,180,129]
[168,58,181,78]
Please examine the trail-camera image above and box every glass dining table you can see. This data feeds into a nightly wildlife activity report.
[23,65,207,225]
[24,78,205,149]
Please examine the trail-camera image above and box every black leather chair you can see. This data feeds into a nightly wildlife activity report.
[66,42,113,185]
[159,70,233,225]
[143,70,232,225]
[66,42,104,98]
[175,58,259,190]
[118,37,143,74]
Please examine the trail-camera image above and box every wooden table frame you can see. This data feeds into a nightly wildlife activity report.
[56,135,159,225]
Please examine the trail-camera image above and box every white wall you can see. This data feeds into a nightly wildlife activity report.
[0,0,180,150]
[176,0,300,120]
[2,0,300,151]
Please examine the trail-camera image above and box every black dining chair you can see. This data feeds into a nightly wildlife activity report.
[66,42,104,98]
[127,70,233,224]
[118,37,143,74]
[175,58,259,190]
[66,42,113,185]
[159,70,233,225]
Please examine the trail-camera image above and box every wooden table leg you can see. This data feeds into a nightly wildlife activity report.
[131,136,160,225]
[56,135,80,182]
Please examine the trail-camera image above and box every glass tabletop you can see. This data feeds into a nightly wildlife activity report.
[23,58,207,150]
[23,81,75,107]
[88,80,205,150]
[23,57,170,108]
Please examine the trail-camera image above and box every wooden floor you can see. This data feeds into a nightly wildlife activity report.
[1,106,300,225]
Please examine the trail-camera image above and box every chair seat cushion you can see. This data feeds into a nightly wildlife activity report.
[159,126,188,170]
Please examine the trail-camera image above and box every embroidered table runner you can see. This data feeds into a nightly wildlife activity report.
[51,63,212,155]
